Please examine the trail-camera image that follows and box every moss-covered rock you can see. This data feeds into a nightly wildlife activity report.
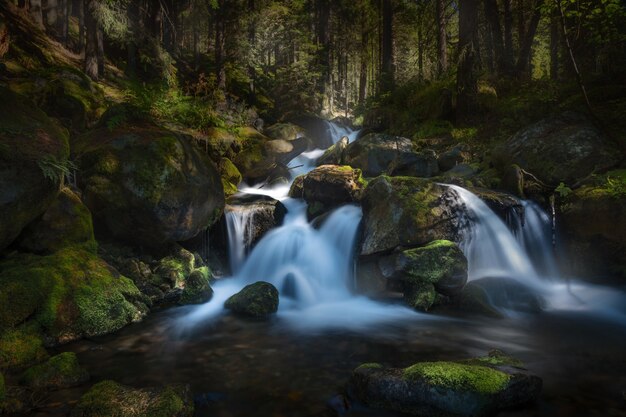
[21,352,89,389]
[80,122,225,247]
[289,165,366,217]
[217,157,242,197]
[0,248,148,345]
[0,86,69,252]
[344,133,415,177]
[0,326,49,370]
[71,380,194,417]
[349,353,542,416]
[224,281,279,318]
[17,187,97,254]
[317,136,349,166]
[360,176,461,256]
[179,267,213,305]
[264,123,305,141]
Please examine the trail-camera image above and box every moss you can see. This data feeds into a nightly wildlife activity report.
[179,268,213,305]
[356,363,384,371]
[463,350,525,368]
[0,326,48,370]
[72,380,193,417]
[400,240,466,285]
[218,158,242,197]
[0,248,147,344]
[224,282,279,318]
[403,361,511,395]
[21,352,89,389]
[404,282,437,311]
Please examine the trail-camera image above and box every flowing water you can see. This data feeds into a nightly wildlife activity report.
[24,121,626,417]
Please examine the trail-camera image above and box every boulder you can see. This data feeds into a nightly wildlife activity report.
[289,165,366,217]
[80,122,224,247]
[17,187,96,254]
[226,194,287,247]
[0,87,69,252]
[496,112,621,185]
[360,176,462,256]
[0,326,49,370]
[289,115,335,149]
[264,136,309,165]
[344,133,415,177]
[438,146,468,172]
[71,380,193,417]
[264,123,305,141]
[316,136,349,166]
[217,157,242,197]
[389,149,439,178]
[0,248,149,344]
[349,352,542,417]
[455,278,545,317]
[21,352,89,389]
[179,267,213,305]
[224,281,279,318]
[381,240,468,311]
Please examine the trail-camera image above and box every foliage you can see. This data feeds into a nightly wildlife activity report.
[555,182,573,198]
[37,156,77,184]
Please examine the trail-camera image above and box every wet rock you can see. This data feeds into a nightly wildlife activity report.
[455,277,545,317]
[264,137,309,165]
[17,187,97,254]
[179,267,213,305]
[360,176,461,256]
[389,149,439,178]
[80,121,224,247]
[349,352,541,417]
[470,188,523,223]
[71,380,194,417]
[289,165,366,217]
[226,194,287,247]
[21,352,89,389]
[317,136,349,166]
[381,240,468,311]
[217,157,242,197]
[495,112,620,185]
[264,123,305,141]
[344,133,415,177]
[0,86,69,252]
[224,281,279,318]
[289,115,335,149]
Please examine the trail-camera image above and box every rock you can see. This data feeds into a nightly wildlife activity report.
[0,326,49,370]
[438,147,468,172]
[381,240,468,311]
[496,112,620,185]
[17,187,97,254]
[179,267,213,305]
[80,122,224,247]
[389,149,439,178]
[217,157,242,197]
[0,248,149,344]
[0,87,69,252]
[559,179,626,282]
[264,123,305,141]
[360,176,461,256]
[71,380,193,417]
[470,188,523,223]
[344,133,415,177]
[349,352,541,417]
[226,194,287,247]
[224,281,279,318]
[21,352,89,389]
[264,136,309,165]
[289,165,366,217]
[316,136,349,166]
[455,278,545,317]
[203,127,242,159]
[289,115,335,149]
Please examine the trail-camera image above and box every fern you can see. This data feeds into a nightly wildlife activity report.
[37,157,77,184]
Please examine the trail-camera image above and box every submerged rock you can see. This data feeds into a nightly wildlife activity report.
[0,86,70,252]
[349,351,541,416]
[455,277,545,317]
[21,352,89,389]
[17,187,96,254]
[290,165,366,217]
[360,176,461,256]
[224,282,279,318]
[80,122,224,247]
[71,380,193,417]
[495,112,620,185]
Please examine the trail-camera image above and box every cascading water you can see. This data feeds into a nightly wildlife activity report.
[225,209,256,274]
[324,120,360,144]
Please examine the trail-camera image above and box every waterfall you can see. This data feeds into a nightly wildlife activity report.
[225,209,256,274]
[325,120,360,144]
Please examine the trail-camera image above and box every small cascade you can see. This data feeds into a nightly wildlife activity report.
[324,120,360,144]
[225,209,256,274]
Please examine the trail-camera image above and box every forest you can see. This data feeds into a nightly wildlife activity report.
[0,0,625,416]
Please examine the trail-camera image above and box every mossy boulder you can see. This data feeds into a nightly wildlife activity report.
[217,157,242,197]
[0,247,149,345]
[0,86,69,252]
[382,240,468,311]
[17,187,96,254]
[71,380,194,417]
[317,136,349,166]
[224,281,279,318]
[344,133,415,177]
[389,149,439,178]
[559,178,626,282]
[225,194,287,248]
[360,176,461,256]
[264,123,305,141]
[289,165,366,217]
[179,267,213,305]
[495,112,621,185]
[0,326,49,370]
[349,352,541,416]
[80,123,224,247]
[21,352,89,389]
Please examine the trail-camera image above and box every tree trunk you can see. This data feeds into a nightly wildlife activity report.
[484,0,506,74]
[550,7,559,80]
[381,0,394,92]
[515,0,543,78]
[317,0,332,113]
[436,0,447,76]
[503,0,514,73]
[359,21,368,105]
[456,0,479,120]
[29,0,44,27]
[96,25,104,75]
[77,0,84,54]
[126,0,139,77]
[46,0,59,27]
[84,0,98,79]
[215,0,226,91]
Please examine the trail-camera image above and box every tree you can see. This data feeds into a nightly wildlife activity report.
[456,0,479,119]
[435,0,447,76]
[381,0,395,92]
[84,0,100,79]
